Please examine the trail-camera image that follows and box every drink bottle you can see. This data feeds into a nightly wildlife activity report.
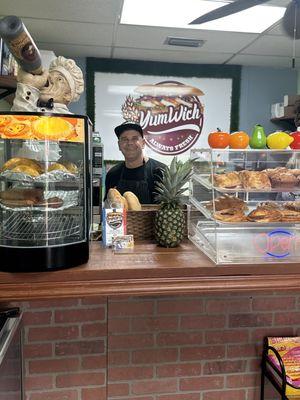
[0,15,42,74]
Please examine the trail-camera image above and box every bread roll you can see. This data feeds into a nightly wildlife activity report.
[48,163,69,173]
[123,191,142,211]
[1,157,43,174]
[62,161,78,174]
[11,164,40,177]
[107,188,128,210]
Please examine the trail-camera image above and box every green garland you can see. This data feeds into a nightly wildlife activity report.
[86,58,241,132]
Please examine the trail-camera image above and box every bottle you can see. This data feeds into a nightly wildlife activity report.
[0,15,42,74]
[250,124,267,149]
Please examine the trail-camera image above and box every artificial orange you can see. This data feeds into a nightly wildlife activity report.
[229,131,249,149]
[208,129,230,149]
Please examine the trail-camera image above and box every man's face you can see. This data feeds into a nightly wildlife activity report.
[118,129,145,162]
[39,71,72,104]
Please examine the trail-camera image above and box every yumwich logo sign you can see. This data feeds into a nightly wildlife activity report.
[121,81,204,155]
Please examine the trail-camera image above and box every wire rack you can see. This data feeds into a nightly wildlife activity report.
[1,211,83,241]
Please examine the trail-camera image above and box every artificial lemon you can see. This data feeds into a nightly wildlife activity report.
[266,131,294,149]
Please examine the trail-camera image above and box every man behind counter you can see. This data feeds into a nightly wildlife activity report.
[104,122,166,204]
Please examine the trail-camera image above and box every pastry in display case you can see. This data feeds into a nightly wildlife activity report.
[189,148,300,264]
[0,112,92,272]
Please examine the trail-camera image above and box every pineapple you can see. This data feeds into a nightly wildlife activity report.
[154,157,193,247]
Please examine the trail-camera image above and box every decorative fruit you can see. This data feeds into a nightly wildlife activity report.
[289,129,300,149]
[229,131,249,149]
[250,124,267,149]
[266,131,294,149]
[208,128,230,149]
[154,157,193,248]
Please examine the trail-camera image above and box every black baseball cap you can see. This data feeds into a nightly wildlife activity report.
[114,121,143,138]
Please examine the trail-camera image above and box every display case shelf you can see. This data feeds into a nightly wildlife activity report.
[189,148,300,264]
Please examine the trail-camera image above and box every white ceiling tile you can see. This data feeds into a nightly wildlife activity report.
[20,17,114,47]
[113,47,232,64]
[115,25,258,53]
[40,43,112,58]
[0,0,123,23]
[227,54,299,69]
[242,34,300,57]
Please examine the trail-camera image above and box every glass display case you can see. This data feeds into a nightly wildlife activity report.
[0,112,92,272]
[189,148,300,264]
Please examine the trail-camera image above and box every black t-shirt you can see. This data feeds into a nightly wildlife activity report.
[105,158,166,203]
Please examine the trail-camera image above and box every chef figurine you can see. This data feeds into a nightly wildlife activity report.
[11,56,84,114]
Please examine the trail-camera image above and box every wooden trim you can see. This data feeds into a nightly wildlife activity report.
[1,242,300,300]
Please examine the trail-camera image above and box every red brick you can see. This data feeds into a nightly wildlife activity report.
[25,375,53,391]
[229,313,272,328]
[28,326,79,341]
[29,358,79,374]
[109,366,153,381]
[81,387,106,400]
[107,383,129,397]
[109,301,154,317]
[55,340,104,356]
[205,329,249,344]
[23,343,52,358]
[115,397,153,400]
[274,311,300,325]
[56,372,105,387]
[157,298,204,314]
[81,354,107,369]
[157,332,203,346]
[248,358,262,372]
[132,379,177,395]
[132,348,178,364]
[226,373,260,388]
[181,345,225,361]
[203,389,246,400]
[227,344,258,358]
[131,316,178,332]
[251,327,293,342]
[157,362,201,378]
[108,350,130,365]
[181,315,226,330]
[82,322,107,337]
[252,297,295,311]
[158,394,200,400]
[206,298,251,313]
[23,311,52,325]
[108,318,130,333]
[29,299,79,308]
[81,297,107,306]
[180,376,224,391]
[55,307,105,323]
[204,360,247,375]
[109,333,154,349]
[29,390,78,400]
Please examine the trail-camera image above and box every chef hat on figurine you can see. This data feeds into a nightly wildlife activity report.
[49,56,84,102]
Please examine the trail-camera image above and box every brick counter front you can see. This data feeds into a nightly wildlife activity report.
[2,242,300,399]
[14,294,300,400]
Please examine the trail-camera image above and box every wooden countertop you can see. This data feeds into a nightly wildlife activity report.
[1,240,300,301]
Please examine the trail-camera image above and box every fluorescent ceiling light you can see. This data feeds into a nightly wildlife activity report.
[120,0,286,34]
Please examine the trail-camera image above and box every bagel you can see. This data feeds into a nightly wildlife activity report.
[123,191,142,211]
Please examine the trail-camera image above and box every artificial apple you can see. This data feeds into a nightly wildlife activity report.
[289,129,300,149]
[208,128,230,148]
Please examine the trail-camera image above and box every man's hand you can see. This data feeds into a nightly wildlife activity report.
[17,68,49,90]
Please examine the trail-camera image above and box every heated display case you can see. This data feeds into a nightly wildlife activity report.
[189,148,300,264]
[0,112,92,272]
